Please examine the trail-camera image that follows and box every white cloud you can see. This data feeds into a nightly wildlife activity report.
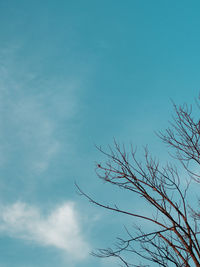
[0,202,90,260]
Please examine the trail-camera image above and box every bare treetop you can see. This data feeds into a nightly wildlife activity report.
[78,97,200,267]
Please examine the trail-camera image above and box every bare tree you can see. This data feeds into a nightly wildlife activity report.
[77,98,200,266]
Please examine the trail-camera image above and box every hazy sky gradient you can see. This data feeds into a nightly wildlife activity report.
[0,1,200,266]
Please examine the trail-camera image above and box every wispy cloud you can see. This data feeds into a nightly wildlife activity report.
[0,201,90,260]
[0,45,82,174]
[0,45,91,264]
[10,96,60,173]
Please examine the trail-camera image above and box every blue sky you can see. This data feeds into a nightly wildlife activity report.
[0,1,200,266]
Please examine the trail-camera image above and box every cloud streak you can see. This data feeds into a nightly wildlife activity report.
[0,202,90,260]
[0,45,82,175]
